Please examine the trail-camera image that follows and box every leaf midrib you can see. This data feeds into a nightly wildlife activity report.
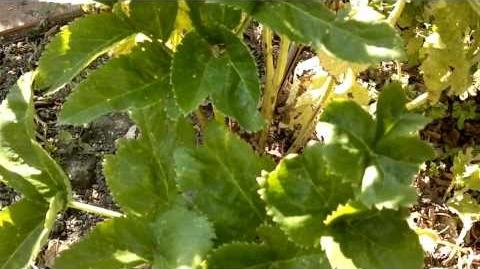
[62,76,167,124]
[208,143,264,221]
[1,221,43,269]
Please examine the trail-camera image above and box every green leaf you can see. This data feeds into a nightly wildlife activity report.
[447,192,480,225]
[318,85,434,209]
[0,196,62,269]
[175,123,274,242]
[128,1,178,41]
[104,105,195,217]
[375,83,430,139]
[171,31,212,112]
[59,42,172,125]
[327,210,424,269]
[187,0,242,32]
[0,73,71,203]
[259,144,356,247]
[227,1,404,63]
[36,13,134,92]
[209,225,330,269]
[153,207,215,269]
[209,243,328,269]
[172,29,264,131]
[319,101,376,147]
[54,217,154,269]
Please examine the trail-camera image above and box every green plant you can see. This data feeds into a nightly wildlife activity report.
[452,100,479,129]
[0,1,441,269]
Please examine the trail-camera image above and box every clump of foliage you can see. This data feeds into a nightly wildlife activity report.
[4,0,480,268]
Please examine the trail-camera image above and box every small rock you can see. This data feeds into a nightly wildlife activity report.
[65,157,96,190]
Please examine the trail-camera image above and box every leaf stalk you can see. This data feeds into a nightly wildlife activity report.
[259,31,291,151]
[387,0,407,26]
[68,201,123,218]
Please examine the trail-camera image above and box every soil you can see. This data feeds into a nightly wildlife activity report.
[0,14,132,269]
[2,6,480,269]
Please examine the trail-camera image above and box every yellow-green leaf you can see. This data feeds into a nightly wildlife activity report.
[36,13,135,92]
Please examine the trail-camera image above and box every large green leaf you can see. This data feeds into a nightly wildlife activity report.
[259,144,358,247]
[153,207,215,269]
[209,225,330,269]
[54,217,154,269]
[36,13,135,92]
[227,1,404,63]
[326,210,424,269]
[0,195,63,269]
[318,84,434,209]
[0,73,71,203]
[175,123,274,242]
[59,42,172,125]
[104,105,195,217]
[128,1,178,41]
[55,206,214,269]
[171,28,264,131]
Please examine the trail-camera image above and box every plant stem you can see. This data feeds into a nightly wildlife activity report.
[387,0,407,26]
[258,27,275,151]
[195,109,207,130]
[406,92,429,111]
[68,201,123,218]
[287,76,334,154]
[273,37,291,91]
[235,15,251,37]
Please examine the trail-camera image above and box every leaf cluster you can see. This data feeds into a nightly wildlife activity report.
[0,1,435,269]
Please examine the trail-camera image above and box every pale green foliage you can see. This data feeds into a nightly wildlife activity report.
[451,148,480,192]
[446,149,480,239]
[419,1,480,102]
